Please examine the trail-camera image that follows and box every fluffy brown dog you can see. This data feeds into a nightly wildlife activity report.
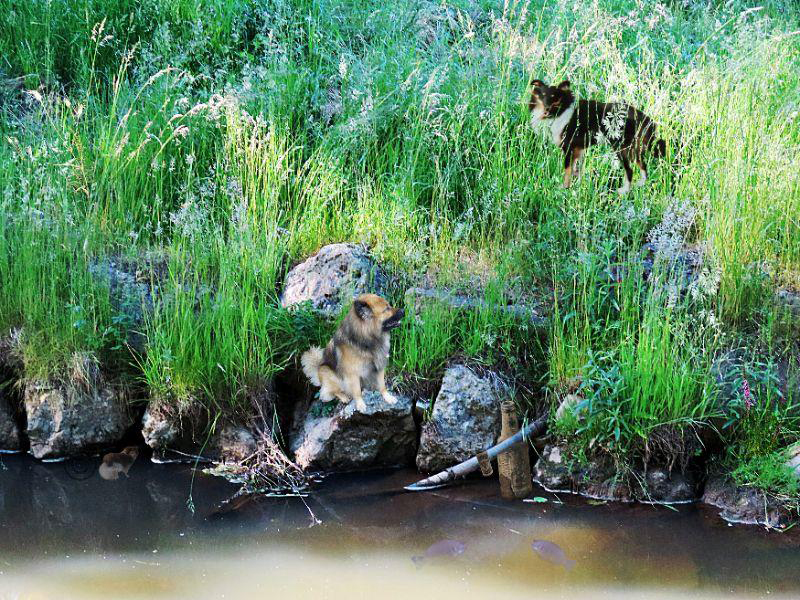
[301,294,404,412]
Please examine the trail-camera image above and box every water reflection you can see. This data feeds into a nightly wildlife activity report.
[1,455,799,599]
[99,447,139,480]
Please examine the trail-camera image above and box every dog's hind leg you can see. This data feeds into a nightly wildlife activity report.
[634,152,647,187]
[320,384,349,405]
[617,150,633,195]
[571,146,584,180]
[318,366,348,404]
[562,146,574,188]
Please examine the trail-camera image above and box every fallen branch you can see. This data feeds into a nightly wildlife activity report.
[405,413,548,492]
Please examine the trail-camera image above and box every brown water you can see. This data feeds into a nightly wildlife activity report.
[1,454,799,599]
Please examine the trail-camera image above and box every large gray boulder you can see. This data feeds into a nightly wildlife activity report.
[416,365,508,473]
[141,404,257,463]
[24,355,134,459]
[0,388,21,452]
[290,391,416,471]
[280,243,390,316]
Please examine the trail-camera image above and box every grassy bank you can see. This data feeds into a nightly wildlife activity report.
[1,0,799,499]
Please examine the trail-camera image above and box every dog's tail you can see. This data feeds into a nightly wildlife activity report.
[651,138,666,159]
[301,347,324,387]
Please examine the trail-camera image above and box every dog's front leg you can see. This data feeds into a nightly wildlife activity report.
[346,373,367,412]
[562,147,574,188]
[571,146,584,179]
[376,369,397,405]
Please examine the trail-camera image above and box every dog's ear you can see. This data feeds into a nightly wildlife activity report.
[353,299,372,320]
[557,80,571,91]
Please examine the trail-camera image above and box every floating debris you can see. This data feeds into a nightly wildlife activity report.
[523,497,549,503]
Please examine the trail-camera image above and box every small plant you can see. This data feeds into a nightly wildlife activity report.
[731,451,799,499]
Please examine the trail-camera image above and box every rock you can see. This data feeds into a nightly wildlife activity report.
[290,390,416,471]
[607,243,704,287]
[785,442,800,479]
[416,365,508,473]
[404,287,547,327]
[534,445,634,502]
[280,243,390,316]
[23,355,134,460]
[141,404,185,460]
[776,288,800,317]
[702,474,791,528]
[555,393,584,420]
[144,381,280,463]
[0,387,21,452]
[532,445,571,490]
[142,404,258,464]
[534,445,700,504]
[89,252,170,353]
[0,327,24,371]
[640,467,698,504]
[216,425,258,463]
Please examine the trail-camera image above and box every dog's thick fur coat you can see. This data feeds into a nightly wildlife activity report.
[529,79,666,195]
[301,293,404,412]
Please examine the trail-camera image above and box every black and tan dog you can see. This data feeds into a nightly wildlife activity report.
[529,79,666,195]
[301,294,404,412]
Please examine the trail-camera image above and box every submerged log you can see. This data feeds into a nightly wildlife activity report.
[405,414,547,492]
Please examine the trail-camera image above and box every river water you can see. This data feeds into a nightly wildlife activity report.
[1,454,798,599]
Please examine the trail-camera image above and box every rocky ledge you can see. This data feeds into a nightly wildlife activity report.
[0,386,21,452]
[289,390,416,471]
[702,475,792,529]
[534,444,701,504]
[23,354,135,460]
[142,404,259,464]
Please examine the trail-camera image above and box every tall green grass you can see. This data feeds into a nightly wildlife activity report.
[1,0,799,486]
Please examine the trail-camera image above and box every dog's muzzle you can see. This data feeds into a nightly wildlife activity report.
[382,309,405,331]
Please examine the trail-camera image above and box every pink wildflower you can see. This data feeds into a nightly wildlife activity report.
[742,379,753,412]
